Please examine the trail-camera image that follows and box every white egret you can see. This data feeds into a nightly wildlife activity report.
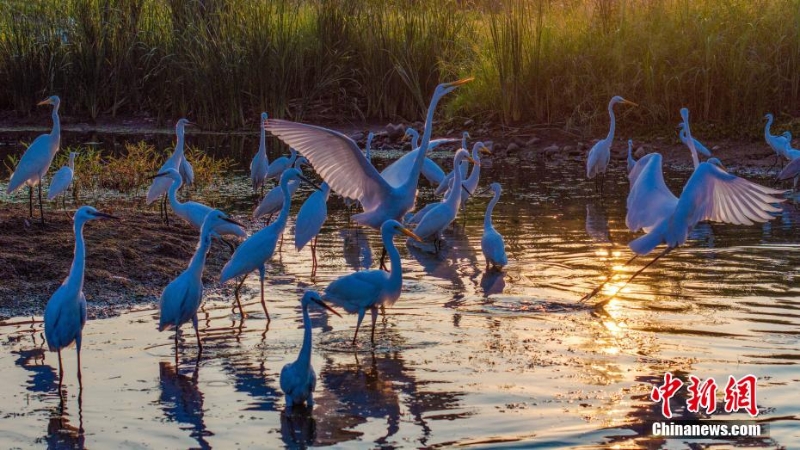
[412,149,476,248]
[221,168,319,319]
[323,220,421,346]
[436,131,471,195]
[365,132,374,162]
[44,206,117,387]
[146,118,194,224]
[254,157,308,221]
[480,182,508,270]
[264,78,473,230]
[459,142,492,208]
[585,108,785,303]
[586,96,637,193]
[678,122,712,157]
[251,112,270,193]
[180,156,195,189]
[295,182,331,266]
[626,140,636,174]
[159,210,244,359]
[47,151,77,208]
[7,95,61,224]
[151,168,246,245]
[381,127,456,188]
[279,290,341,412]
[265,148,298,181]
[765,113,790,167]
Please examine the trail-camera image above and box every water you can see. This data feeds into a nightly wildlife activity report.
[1,129,799,448]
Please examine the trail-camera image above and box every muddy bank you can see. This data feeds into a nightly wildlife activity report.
[0,207,249,321]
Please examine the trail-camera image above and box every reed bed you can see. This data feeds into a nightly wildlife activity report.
[1,0,799,136]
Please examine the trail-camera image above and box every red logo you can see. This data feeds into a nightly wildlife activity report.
[650,372,684,418]
[651,373,758,418]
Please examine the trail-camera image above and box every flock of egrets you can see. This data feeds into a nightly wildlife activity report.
[4,76,794,412]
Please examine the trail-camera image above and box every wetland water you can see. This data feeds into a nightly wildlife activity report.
[1,130,799,448]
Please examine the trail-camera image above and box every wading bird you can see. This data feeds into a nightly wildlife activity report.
[264,78,472,230]
[180,157,194,189]
[412,149,476,248]
[159,210,244,360]
[323,220,421,346]
[586,96,637,193]
[279,290,341,412]
[678,122,712,157]
[626,140,636,175]
[47,151,77,209]
[265,148,298,182]
[254,157,308,221]
[381,127,456,188]
[480,182,508,270]
[251,112,270,194]
[295,182,331,266]
[436,131,472,195]
[7,95,62,224]
[459,142,491,208]
[584,108,784,302]
[147,118,194,224]
[44,206,117,387]
[151,168,246,246]
[221,169,319,319]
[765,113,790,168]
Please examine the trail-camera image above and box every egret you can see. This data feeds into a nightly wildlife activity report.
[264,78,472,230]
[412,148,476,248]
[626,140,636,175]
[151,168,246,245]
[146,118,194,224]
[265,148,298,181]
[365,132,374,162]
[435,131,471,195]
[254,157,308,221]
[584,108,785,302]
[7,95,61,224]
[251,112,270,193]
[678,122,712,157]
[221,168,320,319]
[295,182,331,266]
[458,142,492,208]
[180,156,195,189]
[44,206,118,387]
[381,127,456,188]
[480,182,508,270]
[159,210,244,359]
[765,113,790,168]
[323,220,421,346]
[47,151,77,209]
[586,96,637,193]
[279,290,341,412]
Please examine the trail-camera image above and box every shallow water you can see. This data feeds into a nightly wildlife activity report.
[1,131,800,448]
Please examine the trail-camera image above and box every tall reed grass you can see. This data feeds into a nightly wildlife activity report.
[1,0,799,136]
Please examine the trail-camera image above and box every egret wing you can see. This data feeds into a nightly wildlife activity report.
[626,153,678,232]
[265,120,390,211]
[8,134,56,192]
[778,157,800,181]
[323,270,387,312]
[381,139,457,188]
[47,166,73,199]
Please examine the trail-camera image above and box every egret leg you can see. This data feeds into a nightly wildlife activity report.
[234,275,247,317]
[38,183,45,224]
[598,247,673,304]
[259,265,270,322]
[163,194,170,226]
[192,314,203,356]
[352,309,367,346]
[29,186,34,218]
[57,349,64,388]
[174,327,180,365]
[311,236,318,267]
[379,247,387,271]
[370,306,379,345]
[76,335,83,389]
[580,253,639,303]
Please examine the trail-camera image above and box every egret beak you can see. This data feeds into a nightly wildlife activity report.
[718,163,728,172]
[622,99,638,107]
[37,99,51,106]
[402,133,411,142]
[222,216,246,228]
[299,174,322,191]
[445,77,474,88]
[479,145,492,155]
[149,172,169,179]
[310,297,342,318]
[476,186,493,196]
[398,226,423,242]
[466,155,479,167]
[93,212,120,220]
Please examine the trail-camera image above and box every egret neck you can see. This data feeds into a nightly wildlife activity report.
[484,188,500,232]
[65,217,87,294]
[400,87,450,198]
[296,302,314,375]
[383,228,404,298]
[606,100,617,144]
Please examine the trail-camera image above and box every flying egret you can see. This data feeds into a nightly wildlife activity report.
[47,151,77,209]
[264,78,473,230]
[411,148,476,248]
[251,112,270,193]
[265,148,298,181]
[295,182,331,266]
[584,108,785,303]
[254,157,308,221]
[626,140,636,174]
[678,122,712,157]
[159,210,244,360]
[323,220,421,346]
[221,169,320,319]
[44,206,117,387]
[279,290,341,412]
[7,95,61,224]
[765,113,790,168]
[146,118,194,224]
[480,182,508,270]
[151,168,246,245]
[586,96,637,193]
